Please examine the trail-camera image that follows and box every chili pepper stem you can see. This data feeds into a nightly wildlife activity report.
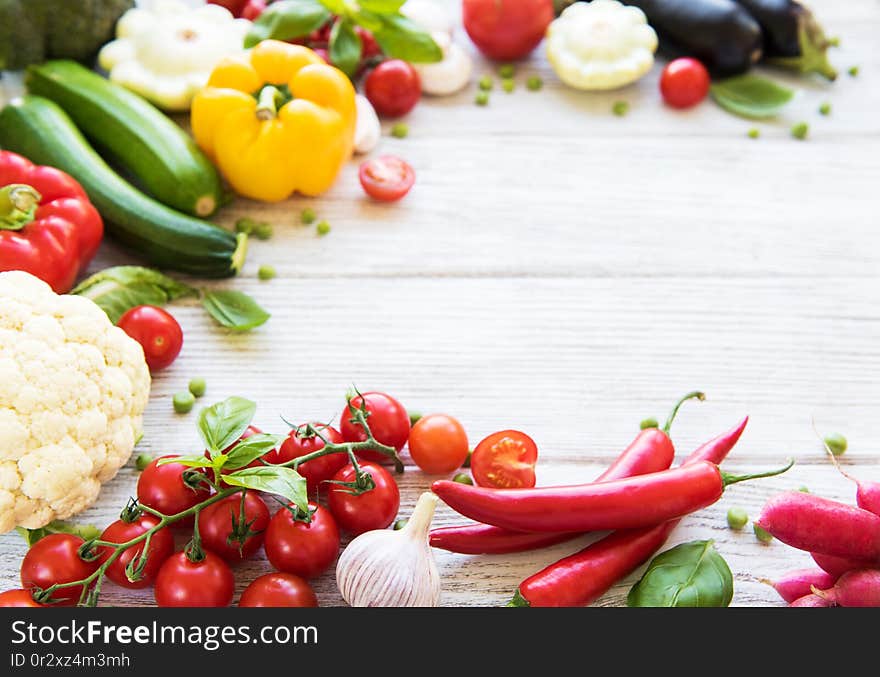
[0,183,41,230]
[662,391,706,434]
[255,85,283,121]
[720,458,795,488]
[506,589,530,607]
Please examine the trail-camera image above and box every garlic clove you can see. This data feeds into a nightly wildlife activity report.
[354,95,381,155]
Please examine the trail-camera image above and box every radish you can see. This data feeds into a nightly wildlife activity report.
[755,491,880,562]
[763,568,836,603]
[789,593,832,607]
[811,551,875,578]
[812,569,880,607]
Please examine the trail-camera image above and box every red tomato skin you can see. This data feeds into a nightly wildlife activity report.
[326,462,400,535]
[462,0,554,61]
[240,0,266,20]
[339,391,410,463]
[265,424,346,494]
[98,515,174,589]
[207,0,247,16]
[364,60,421,117]
[20,534,99,606]
[660,58,711,109]
[357,27,382,59]
[471,429,538,489]
[358,156,415,203]
[117,305,183,371]
[239,573,318,607]
[154,551,235,608]
[408,414,470,474]
[199,492,270,562]
[0,589,43,607]
[264,503,340,579]
[137,456,211,526]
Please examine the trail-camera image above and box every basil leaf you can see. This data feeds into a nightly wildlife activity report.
[16,521,102,547]
[202,290,270,331]
[318,0,346,14]
[157,455,212,469]
[710,75,795,119]
[627,540,733,608]
[71,266,198,324]
[358,0,406,12]
[199,396,257,457]
[329,18,362,77]
[245,0,332,48]
[225,433,286,471]
[349,8,384,33]
[373,14,442,63]
[224,466,308,509]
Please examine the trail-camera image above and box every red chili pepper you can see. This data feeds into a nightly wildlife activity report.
[510,417,748,607]
[429,392,703,555]
[0,151,103,293]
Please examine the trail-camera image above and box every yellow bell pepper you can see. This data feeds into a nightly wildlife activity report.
[191,40,356,201]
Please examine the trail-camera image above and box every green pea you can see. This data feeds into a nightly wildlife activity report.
[391,122,409,139]
[612,101,629,117]
[824,433,847,456]
[301,208,316,225]
[173,391,195,414]
[409,411,422,426]
[753,523,774,544]
[234,217,258,235]
[747,128,760,139]
[790,121,809,140]
[819,102,832,116]
[798,486,810,493]
[502,78,515,93]
[639,417,659,430]
[253,222,274,240]
[188,377,206,398]
[453,473,473,485]
[258,264,276,281]
[848,65,859,77]
[393,519,408,530]
[135,453,153,471]
[726,507,748,530]
[475,91,489,106]
[478,75,493,91]
[526,75,543,91]
[316,220,331,237]
[498,64,515,78]
[463,450,472,468]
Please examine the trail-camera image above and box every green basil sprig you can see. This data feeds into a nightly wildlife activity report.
[73,266,270,332]
[16,520,102,547]
[710,75,795,119]
[244,0,442,72]
[627,540,734,607]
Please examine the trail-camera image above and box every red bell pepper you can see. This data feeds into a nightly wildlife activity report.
[0,151,103,293]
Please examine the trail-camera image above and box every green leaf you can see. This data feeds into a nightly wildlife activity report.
[224,466,308,509]
[358,0,406,12]
[244,0,332,48]
[329,18,362,77]
[157,455,212,469]
[710,75,795,120]
[16,520,102,547]
[373,14,442,63]
[318,0,346,14]
[71,266,198,324]
[202,290,270,331]
[627,540,733,608]
[198,397,257,457]
[225,433,286,471]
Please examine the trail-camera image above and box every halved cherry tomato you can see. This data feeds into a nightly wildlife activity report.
[117,305,183,372]
[154,550,234,607]
[98,514,174,589]
[359,156,415,203]
[199,491,270,562]
[339,391,410,463]
[0,589,43,607]
[408,414,469,474]
[239,572,318,607]
[265,423,346,494]
[20,534,99,606]
[326,462,400,535]
[470,430,538,489]
[660,58,711,109]
[264,503,340,579]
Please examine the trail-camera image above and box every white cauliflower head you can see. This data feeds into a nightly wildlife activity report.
[0,271,151,532]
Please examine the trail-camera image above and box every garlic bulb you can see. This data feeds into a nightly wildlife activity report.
[354,95,380,155]
[337,492,441,607]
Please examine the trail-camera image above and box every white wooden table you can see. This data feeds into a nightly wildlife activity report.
[2,0,879,607]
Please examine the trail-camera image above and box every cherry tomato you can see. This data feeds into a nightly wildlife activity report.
[339,391,410,463]
[357,27,382,59]
[137,456,211,525]
[240,0,266,20]
[313,47,331,64]
[264,503,339,578]
[239,572,318,608]
[462,0,554,61]
[207,0,247,17]
[203,425,263,486]
[199,492,270,562]
[326,462,400,535]
[408,414,469,474]
[20,534,99,606]
[660,58,711,109]
[0,589,43,607]
[470,430,538,489]
[154,550,234,607]
[265,423,346,494]
[358,156,415,203]
[364,60,421,117]
[117,305,183,372]
[97,514,174,589]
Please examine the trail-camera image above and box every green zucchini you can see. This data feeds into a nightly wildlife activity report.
[0,96,246,278]
[26,60,222,218]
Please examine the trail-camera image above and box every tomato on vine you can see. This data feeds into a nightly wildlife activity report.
[239,572,318,608]
[20,534,99,606]
[137,456,211,525]
[154,550,234,608]
[327,461,400,535]
[264,503,340,579]
[265,423,347,494]
[0,589,43,607]
[97,513,174,589]
[340,391,410,463]
[199,491,270,562]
